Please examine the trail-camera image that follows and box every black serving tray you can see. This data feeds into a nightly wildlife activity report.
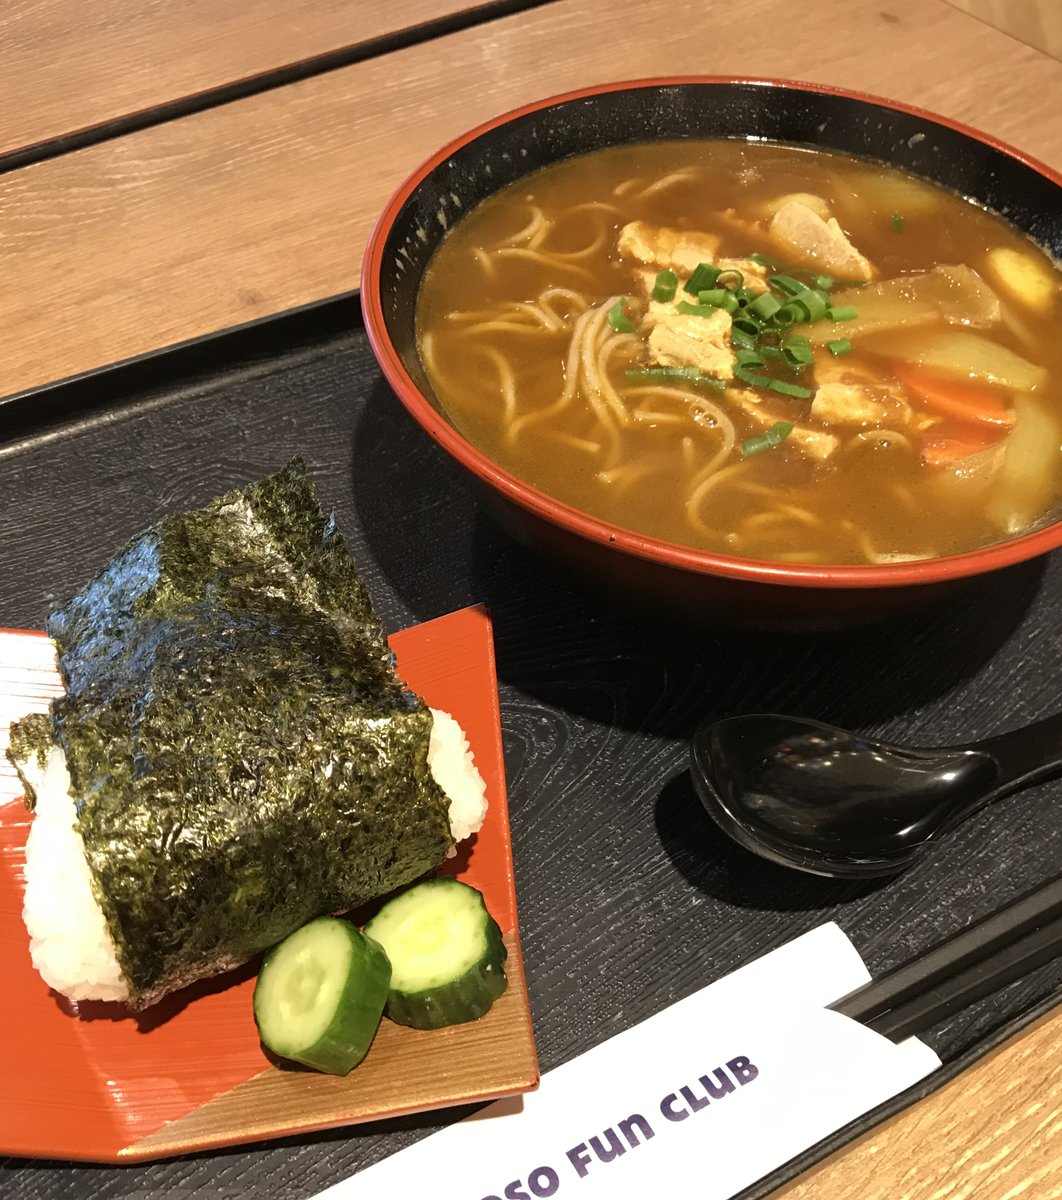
[3,298,1062,1200]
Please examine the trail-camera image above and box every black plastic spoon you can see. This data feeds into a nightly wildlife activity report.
[689,712,1062,878]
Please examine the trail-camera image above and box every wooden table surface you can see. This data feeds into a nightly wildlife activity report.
[2,1,1061,1196]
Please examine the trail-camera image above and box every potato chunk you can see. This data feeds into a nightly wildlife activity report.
[983,246,1060,315]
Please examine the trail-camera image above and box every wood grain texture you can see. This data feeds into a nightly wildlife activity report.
[2,0,1062,402]
[125,932,534,1160]
[774,1010,1062,1199]
[947,0,1062,60]
[0,0,516,159]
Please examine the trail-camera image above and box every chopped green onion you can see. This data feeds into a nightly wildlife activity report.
[731,328,758,351]
[715,268,745,290]
[793,288,829,322]
[782,335,814,367]
[892,212,906,232]
[624,367,725,389]
[698,288,739,313]
[735,348,765,370]
[767,378,814,399]
[734,364,815,399]
[733,285,760,308]
[734,364,774,388]
[741,421,794,456]
[749,252,780,268]
[772,303,801,328]
[749,292,783,321]
[732,315,763,338]
[827,304,859,322]
[684,263,721,295]
[827,338,853,356]
[813,274,835,290]
[768,273,806,297]
[652,269,679,303]
[677,300,724,318]
[759,345,785,360]
[625,366,699,380]
[607,299,636,333]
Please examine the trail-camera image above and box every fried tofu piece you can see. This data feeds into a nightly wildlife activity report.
[633,267,664,297]
[643,301,734,379]
[727,388,840,461]
[768,200,875,282]
[618,221,721,274]
[810,382,890,427]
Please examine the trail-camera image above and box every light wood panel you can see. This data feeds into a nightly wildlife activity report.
[774,1009,1062,1199]
[1,0,1061,402]
[0,0,515,160]
[126,932,533,1160]
[948,0,1062,60]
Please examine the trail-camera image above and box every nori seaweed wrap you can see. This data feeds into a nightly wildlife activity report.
[9,460,458,1009]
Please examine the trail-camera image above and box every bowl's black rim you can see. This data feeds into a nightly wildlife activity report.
[362,75,1062,593]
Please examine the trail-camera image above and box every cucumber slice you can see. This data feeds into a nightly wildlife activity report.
[253,916,391,1075]
[364,878,508,1030]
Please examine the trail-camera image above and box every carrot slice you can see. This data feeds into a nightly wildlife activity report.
[895,364,1015,428]
[921,419,1008,467]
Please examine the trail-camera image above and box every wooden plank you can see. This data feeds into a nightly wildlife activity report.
[773,1008,1062,1199]
[1,0,1060,403]
[947,0,1062,61]
[0,0,525,161]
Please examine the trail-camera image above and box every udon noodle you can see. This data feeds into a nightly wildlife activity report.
[416,140,1062,565]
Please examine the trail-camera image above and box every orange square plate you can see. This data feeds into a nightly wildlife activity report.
[0,605,538,1162]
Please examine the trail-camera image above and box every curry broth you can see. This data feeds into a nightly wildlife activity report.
[415,140,1062,564]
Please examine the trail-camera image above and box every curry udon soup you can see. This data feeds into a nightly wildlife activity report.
[415,140,1062,566]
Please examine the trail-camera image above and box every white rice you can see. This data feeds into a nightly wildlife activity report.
[428,707,489,847]
[18,708,487,1004]
[19,746,129,1003]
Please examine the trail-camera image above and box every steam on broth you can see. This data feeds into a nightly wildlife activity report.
[416,141,1062,565]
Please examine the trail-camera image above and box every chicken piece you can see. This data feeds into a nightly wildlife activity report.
[813,357,907,402]
[642,301,733,379]
[810,382,890,427]
[768,200,875,282]
[618,221,721,274]
[727,388,840,461]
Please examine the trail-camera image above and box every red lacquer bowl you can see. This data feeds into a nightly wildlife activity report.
[362,78,1062,628]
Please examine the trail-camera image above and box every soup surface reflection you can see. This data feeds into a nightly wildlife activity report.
[416,140,1062,565]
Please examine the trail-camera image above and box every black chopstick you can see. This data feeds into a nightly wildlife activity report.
[829,875,1062,1043]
